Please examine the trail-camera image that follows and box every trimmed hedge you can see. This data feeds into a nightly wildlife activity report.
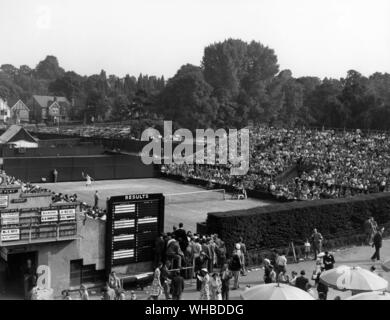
[206,192,390,263]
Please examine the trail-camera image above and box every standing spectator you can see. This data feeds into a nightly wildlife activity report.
[192,238,202,260]
[53,169,58,183]
[171,271,185,300]
[108,271,121,293]
[233,244,244,276]
[166,237,184,269]
[370,217,379,243]
[312,259,323,280]
[263,259,274,284]
[22,259,36,300]
[275,251,288,277]
[160,261,171,300]
[220,263,232,300]
[311,228,324,260]
[149,266,163,300]
[202,239,213,273]
[102,283,116,300]
[216,241,227,269]
[371,227,384,261]
[94,190,99,209]
[198,268,210,300]
[174,222,188,253]
[238,237,247,276]
[194,252,209,291]
[316,272,329,300]
[230,252,242,290]
[184,240,194,279]
[323,251,335,270]
[79,285,89,300]
[295,270,309,291]
[270,249,279,267]
[209,238,217,271]
[154,233,166,268]
[304,239,311,260]
[364,217,374,245]
[210,272,222,300]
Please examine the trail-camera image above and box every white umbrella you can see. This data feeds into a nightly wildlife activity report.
[382,259,390,272]
[345,291,390,300]
[240,283,315,300]
[319,265,388,292]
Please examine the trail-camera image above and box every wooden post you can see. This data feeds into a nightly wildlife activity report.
[291,241,297,263]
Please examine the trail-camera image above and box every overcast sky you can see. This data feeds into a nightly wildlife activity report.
[1,0,389,79]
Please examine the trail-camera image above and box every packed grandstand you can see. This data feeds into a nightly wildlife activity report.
[33,125,390,202]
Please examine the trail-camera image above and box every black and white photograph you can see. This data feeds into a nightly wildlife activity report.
[1,0,390,308]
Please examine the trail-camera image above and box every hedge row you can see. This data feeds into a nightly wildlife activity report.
[206,192,390,262]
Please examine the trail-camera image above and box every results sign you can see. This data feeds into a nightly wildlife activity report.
[59,208,76,221]
[0,195,8,208]
[41,210,58,222]
[1,228,20,241]
[1,212,19,225]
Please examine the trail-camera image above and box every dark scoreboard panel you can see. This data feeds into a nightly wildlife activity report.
[105,193,164,273]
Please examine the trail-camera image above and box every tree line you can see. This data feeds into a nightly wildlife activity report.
[1,39,390,131]
[0,55,165,122]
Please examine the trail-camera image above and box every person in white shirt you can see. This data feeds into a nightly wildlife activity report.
[289,271,298,286]
[304,239,311,260]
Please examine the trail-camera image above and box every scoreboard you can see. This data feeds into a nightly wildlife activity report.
[105,193,164,273]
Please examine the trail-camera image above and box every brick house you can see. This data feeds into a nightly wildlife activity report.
[30,95,71,123]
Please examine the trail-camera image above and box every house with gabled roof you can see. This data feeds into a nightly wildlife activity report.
[8,99,30,123]
[30,95,71,123]
[0,97,11,123]
[0,125,38,148]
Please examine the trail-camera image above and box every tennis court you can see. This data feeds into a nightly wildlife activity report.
[44,178,272,232]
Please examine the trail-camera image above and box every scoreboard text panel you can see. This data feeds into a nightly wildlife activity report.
[105,193,164,272]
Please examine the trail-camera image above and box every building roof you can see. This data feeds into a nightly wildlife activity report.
[32,95,70,109]
[0,125,37,144]
[9,99,30,111]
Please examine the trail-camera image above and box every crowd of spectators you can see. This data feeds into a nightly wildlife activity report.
[151,222,248,300]
[2,171,106,220]
[38,125,135,140]
[162,127,390,201]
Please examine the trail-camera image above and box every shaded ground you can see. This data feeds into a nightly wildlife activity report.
[58,239,390,300]
[44,178,272,232]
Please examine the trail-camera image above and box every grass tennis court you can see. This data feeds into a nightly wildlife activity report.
[44,178,272,232]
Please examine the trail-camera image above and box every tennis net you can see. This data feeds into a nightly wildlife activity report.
[165,189,226,204]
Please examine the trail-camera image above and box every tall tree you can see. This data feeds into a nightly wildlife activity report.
[0,86,10,100]
[35,55,65,80]
[158,64,219,130]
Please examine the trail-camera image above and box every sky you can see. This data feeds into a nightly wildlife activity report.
[0,0,389,79]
